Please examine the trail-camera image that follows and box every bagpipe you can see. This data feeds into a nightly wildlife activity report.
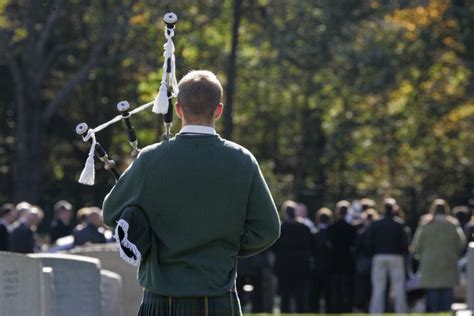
[75,12,178,186]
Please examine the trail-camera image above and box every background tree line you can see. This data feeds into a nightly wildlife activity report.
[1,0,473,229]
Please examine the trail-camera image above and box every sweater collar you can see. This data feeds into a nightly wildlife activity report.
[179,125,216,135]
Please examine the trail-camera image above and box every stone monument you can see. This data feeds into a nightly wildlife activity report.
[68,244,142,315]
[29,253,102,316]
[0,252,50,316]
[101,270,123,316]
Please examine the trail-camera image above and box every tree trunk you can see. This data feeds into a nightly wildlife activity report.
[223,0,243,140]
[13,98,44,203]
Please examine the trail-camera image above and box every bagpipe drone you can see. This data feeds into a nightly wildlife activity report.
[75,12,178,186]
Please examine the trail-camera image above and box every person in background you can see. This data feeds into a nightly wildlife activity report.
[360,198,376,212]
[273,200,312,313]
[453,205,470,231]
[76,207,90,227]
[354,208,379,312]
[368,198,409,314]
[9,206,44,253]
[412,199,466,312]
[327,200,356,313]
[0,203,16,251]
[14,201,32,223]
[50,200,74,243]
[309,207,333,313]
[296,202,317,233]
[73,207,107,246]
[352,198,377,231]
[453,205,474,246]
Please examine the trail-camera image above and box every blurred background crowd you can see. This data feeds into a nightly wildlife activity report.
[238,197,471,314]
[1,197,472,314]
[0,200,110,254]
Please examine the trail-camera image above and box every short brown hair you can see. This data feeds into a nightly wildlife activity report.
[316,207,333,224]
[177,70,223,120]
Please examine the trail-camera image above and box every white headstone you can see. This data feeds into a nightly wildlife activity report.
[0,252,47,316]
[69,244,142,315]
[29,253,102,316]
[101,270,123,316]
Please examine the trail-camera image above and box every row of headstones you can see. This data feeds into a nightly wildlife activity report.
[0,249,134,316]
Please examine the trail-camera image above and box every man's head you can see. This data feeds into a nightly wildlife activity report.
[316,207,333,225]
[281,200,298,221]
[360,198,376,212]
[335,200,350,219]
[384,197,397,216]
[87,207,103,227]
[15,201,32,221]
[429,198,450,216]
[24,206,44,229]
[362,208,379,224]
[54,200,73,224]
[176,70,223,126]
[1,203,16,225]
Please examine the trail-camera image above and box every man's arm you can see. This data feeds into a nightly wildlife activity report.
[102,154,148,228]
[238,160,280,257]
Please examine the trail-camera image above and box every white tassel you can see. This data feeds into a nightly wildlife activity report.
[152,26,179,114]
[152,82,169,114]
[78,131,97,185]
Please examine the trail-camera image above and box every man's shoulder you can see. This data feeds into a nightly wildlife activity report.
[139,141,170,155]
[132,141,173,165]
[392,216,406,225]
[136,138,258,167]
[221,139,255,159]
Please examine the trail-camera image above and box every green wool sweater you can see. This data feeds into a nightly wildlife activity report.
[102,133,280,297]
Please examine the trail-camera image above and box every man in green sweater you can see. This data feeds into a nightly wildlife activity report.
[102,70,281,316]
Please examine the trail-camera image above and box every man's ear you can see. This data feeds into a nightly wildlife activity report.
[214,103,224,119]
[175,102,184,119]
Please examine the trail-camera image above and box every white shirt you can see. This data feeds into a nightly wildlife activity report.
[179,125,216,135]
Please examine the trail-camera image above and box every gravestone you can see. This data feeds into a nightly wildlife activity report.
[0,252,48,316]
[68,244,142,315]
[101,270,123,316]
[29,253,102,316]
[468,242,474,310]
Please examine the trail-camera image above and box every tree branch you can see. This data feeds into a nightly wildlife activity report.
[35,40,79,84]
[42,0,138,122]
[35,0,63,60]
[3,41,26,113]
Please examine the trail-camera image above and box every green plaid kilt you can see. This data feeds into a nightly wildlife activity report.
[138,290,242,316]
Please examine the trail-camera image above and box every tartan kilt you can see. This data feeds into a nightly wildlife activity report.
[138,290,242,316]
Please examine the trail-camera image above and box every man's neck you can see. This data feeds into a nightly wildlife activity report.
[179,124,217,135]
[181,121,214,128]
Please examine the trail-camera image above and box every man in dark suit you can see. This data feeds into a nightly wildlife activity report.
[309,207,333,313]
[9,206,43,253]
[50,200,74,243]
[273,200,313,313]
[73,207,107,246]
[327,200,356,313]
[0,203,16,251]
[368,198,409,313]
